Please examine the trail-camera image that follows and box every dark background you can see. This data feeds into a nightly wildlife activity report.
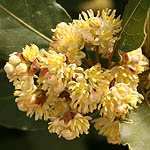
[0,125,128,150]
[57,0,129,18]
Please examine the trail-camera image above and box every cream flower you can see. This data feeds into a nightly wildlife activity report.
[22,44,39,62]
[110,66,139,89]
[48,112,91,140]
[47,96,70,118]
[101,9,122,38]
[93,117,120,145]
[110,83,143,108]
[84,64,112,97]
[84,63,103,86]
[75,9,102,45]
[16,91,50,120]
[68,74,100,114]
[16,89,71,121]
[64,63,84,81]
[38,49,66,74]
[100,83,144,119]
[75,9,122,58]
[50,22,85,66]
[37,68,65,96]
[120,48,149,74]
[13,75,37,97]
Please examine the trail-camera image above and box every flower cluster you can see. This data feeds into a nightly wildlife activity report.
[4,9,149,144]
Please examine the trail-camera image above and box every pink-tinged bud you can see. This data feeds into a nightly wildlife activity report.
[60,129,76,140]
[17,101,27,111]
[89,92,99,103]
[115,103,128,117]
[48,75,57,85]
[16,63,27,74]
[54,81,64,93]
[132,55,141,64]
[9,55,21,66]
[19,73,29,80]
[4,63,14,73]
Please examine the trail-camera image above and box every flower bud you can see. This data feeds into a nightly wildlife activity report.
[4,63,14,73]
[16,63,28,74]
[9,55,21,66]
[17,101,28,111]
[61,129,76,140]
[54,81,64,94]
[48,75,57,85]
[88,92,99,103]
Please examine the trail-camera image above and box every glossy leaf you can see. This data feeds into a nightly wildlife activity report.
[120,101,150,150]
[0,0,71,60]
[111,0,150,62]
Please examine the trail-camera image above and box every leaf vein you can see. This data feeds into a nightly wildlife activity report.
[124,30,143,35]
[131,16,144,22]
[140,2,147,10]
[0,4,52,43]
[120,0,142,38]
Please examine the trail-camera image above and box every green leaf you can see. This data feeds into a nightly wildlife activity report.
[111,0,150,62]
[120,101,150,150]
[0,0,71,130]
[0,69,47,130]
[0,0,71,60]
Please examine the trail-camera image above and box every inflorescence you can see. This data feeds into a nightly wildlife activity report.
[4,9,149,144]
